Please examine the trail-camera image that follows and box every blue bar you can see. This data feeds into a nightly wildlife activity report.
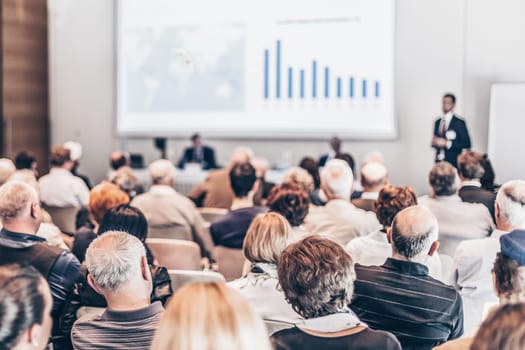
[362,79,367,98]
[312,60,317,98]
[300,69,305,99]
[276,40,281,99]
[375,81,380,98]
[288,67,293,98]
[324,67,329,98]
[264,49,269,99]
[337,77,342,98]
[349,77,354,98]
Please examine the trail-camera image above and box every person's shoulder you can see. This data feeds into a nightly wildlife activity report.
[359,328,402,349]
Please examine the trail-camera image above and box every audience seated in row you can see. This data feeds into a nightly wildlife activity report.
[15,150,39,177]
[350,205,464,349]
[71,231,165,350]
[305,159,380,245]
[418,161,494,256]
[210,162,266,249]
[189,146,253,209]
[451,179,525,332]
[351,161,389,212]
[271,236,401,350]
[0,158,16,186]
[268,183,311,241]
[131,159,214,260]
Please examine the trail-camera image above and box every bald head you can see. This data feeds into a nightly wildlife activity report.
[149,159,175,186]
[360,162,388,191]
[391,205,438,260]
[0,180,41,232]
[0,159,16,186]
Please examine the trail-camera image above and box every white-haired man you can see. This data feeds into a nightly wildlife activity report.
[304,159,380,245]
[0,180,80,348]
[0,158,16,186]
[451,179,525,332]
[131,159,214,260]
[350,205,463,349]
[352,162,389,212]
[72,231,163,349]
[189,146,254,208]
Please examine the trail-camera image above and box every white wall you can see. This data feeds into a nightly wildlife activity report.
[48,0,525,193]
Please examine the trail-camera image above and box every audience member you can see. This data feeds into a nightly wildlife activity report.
[299,156,321,190]
[334,152,356,174]
[0,158,16,186]
[39,145,90,207]
[352,161,389,212]
[109,165,144,199]
[457,150,496,221]
[470,303,525,350]
[268,183,311,241]
[131,159,214,259]
[72,231,164,349]
[109,151,130,172]
[451,179,525,331]
[71,182,130,262]
[189,146,253,208]
[178,133,218,170]
[318,136,342,167]
[0,265,53,350]
[152,282,272,350]
[282,166,314,193]
[210,162,266,248]
[271,236,401,350]
[347,186,444,281]
[14,150,38,176]
[228,212,300,323]
[0,181,80,348]
[436,229,525,349]
[479,153,498,192]
[418,162,494,256]
[305,159,380,245]
[252,156,275,206]
[350,205,463,349]
[362,150,386,165]
[64,141,92,189]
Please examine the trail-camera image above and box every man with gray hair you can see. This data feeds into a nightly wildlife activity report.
[350,205,464,349]
[418,161,494,256]
[189,146,254,208]
[451,179,525,332]
[131,159,214,259]
[72,231,163,349]
[0,158,16,186]
[0,180,80,348]
[304,159,380,245]
[352,161,389,212]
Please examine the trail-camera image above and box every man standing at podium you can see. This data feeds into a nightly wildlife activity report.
[178,133,217,170]
[431,93,471,168]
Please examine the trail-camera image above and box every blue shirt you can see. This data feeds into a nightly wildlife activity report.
[210,206,267,248]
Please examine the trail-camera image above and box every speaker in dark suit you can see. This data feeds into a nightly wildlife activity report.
[431,93,471,168]
[178,134,217,170]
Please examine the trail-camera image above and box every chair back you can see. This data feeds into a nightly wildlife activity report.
[148,225,192,240]
[213,246,245,281]
[168,269,225,292]
[198,207,228,223]
[146,238,201,270]
[42,205,79,235]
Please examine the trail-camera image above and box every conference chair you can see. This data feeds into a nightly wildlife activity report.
[168,269,225,292]
[146,238,201,270]
[148,224,193,241]
[42,205,79,235]
[213,246,245,281]
[198,207,228,223]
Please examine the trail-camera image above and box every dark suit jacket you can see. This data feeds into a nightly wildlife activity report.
[178,145,217,170]
[318,154,330,167]
[458,185,497,223]
[433,115,471,167]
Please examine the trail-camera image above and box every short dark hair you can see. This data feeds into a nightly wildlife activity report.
[190,133,200,142]
[429,162,458,196]
[443,93,456,104]
[0,265,47,349]
[278,236,355,319]
[480,154,496,191]
[50,145,71,167]
[268,183,310,226]
[471,303,525,350]
[457,151,485,180]
[229,162,257,198]
[492,252,525,300]
[98,204,148,242]
[14,151,36,170]
[375,186,418,227]
[110,152,128,170]
[299,157,320,189]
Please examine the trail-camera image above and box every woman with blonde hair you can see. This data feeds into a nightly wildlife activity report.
[228,212,301,323]
[152,282,272,350]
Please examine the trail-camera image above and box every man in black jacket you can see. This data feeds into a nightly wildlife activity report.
[178,133,217,170]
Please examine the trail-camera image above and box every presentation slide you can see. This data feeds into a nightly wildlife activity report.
[117,0,395,139]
